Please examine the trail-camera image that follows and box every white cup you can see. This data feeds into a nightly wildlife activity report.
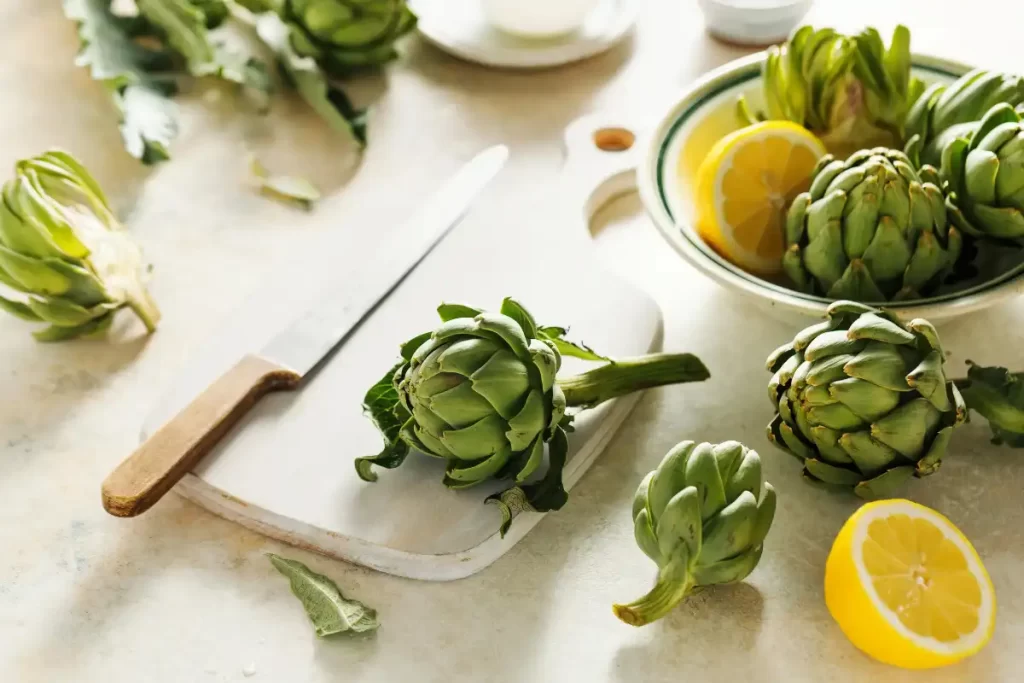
[482,0,601,38]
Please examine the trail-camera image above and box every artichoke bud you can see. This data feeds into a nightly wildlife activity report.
[0,150,159,341]
[765,301,966,498]
[785,148,961,301]
[284,0,417,74]
[613,441,776,627]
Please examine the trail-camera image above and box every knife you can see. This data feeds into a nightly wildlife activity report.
[102,145,510,517]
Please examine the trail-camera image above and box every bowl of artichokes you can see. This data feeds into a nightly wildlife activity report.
[638,25,1024,323]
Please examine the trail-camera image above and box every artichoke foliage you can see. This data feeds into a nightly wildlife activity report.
[905,69,1024,168]
[738,25,922,154]
[784,147,962,302]
[394,305,567,489]
[956,362,1024,447]
[614,441,776,627]
[0,150,160,341]
[766,301,966,499]
[926,103,1024,244]
[283,0,417,75]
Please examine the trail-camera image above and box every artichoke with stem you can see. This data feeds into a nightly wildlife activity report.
[0,150,160,341]
[356,298,710,535]
[613,440,776,627]
[766,301,966,498]
[905,69,1024,168]
[783,147,962,302]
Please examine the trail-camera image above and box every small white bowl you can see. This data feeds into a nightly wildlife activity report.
[636,52,1024,323]
[697,0,813,46]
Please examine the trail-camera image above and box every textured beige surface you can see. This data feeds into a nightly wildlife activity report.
[2,1,1024,681]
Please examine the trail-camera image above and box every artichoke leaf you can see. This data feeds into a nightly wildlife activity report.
[0,294,43,322]
[957,362,1024,446]
[354,362,412,481]
[853,465,915,499]
[499,297,538,339]
[436,302,483,322]
[486,427,570,536]
[33,313,114,342]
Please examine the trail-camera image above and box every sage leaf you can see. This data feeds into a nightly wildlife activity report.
[268,554,379,637]
[136,0,272,96]
[63,0,180,164]
[117,85,179,165]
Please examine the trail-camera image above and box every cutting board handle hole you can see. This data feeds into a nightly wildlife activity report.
[593,127,635,152]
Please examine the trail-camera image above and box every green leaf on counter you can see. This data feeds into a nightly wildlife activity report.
[958,362,1024,447]
[136,0,272,96]
[255,12,368,146]
[117,84,179,165]
[355,362,412,481]
[250,157,321,209]
[63,0,180,164]
[268,554,379,637]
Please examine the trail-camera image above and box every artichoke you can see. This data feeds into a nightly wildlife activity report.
[905,70,1024,168]
[956,362,1024,447]
[927,103,1024,244]
[0,150,160,341]
[766,301,966,498]
[280,0,417,75]
[356,298,710,534]
[613,440,777,627]
[783,147,962,302]
[738,25,922,155]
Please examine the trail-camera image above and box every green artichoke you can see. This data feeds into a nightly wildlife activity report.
[281,0,417,75]
[927,103,1024,243]
[738,25,922,155]
[356,298,710,534]
[783,147,962,302]
[0,150,160,341]
[192,0,230,28]
[956,362,1024,447]
[613,440,776,627]
[766,301,966,498]
[905,70,1024,168]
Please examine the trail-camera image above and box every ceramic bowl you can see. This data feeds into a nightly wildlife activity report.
[637,52,1024,323]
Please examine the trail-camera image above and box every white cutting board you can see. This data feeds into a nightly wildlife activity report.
[143,115,658,581]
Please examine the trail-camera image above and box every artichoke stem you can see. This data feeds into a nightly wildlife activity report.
[558,353,710,408]
[126,283,162,333]
[612,570,695,627]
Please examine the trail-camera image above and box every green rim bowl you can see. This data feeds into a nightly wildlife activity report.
[637,52,1024,323]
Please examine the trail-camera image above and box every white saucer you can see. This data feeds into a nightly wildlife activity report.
[410,0,639,69]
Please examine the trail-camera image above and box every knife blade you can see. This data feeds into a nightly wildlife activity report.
[101,145,509,517]
[263,144,509,376]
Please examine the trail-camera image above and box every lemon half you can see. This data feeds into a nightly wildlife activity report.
[694,121,825,275]
[825,499,996,669]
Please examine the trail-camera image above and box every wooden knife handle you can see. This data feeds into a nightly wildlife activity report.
[102,354,301,518]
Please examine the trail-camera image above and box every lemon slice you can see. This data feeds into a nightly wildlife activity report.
[694,121,825,275]
[825,499,996,669]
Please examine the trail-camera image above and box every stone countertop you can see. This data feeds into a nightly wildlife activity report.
[3,1,1023,681]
